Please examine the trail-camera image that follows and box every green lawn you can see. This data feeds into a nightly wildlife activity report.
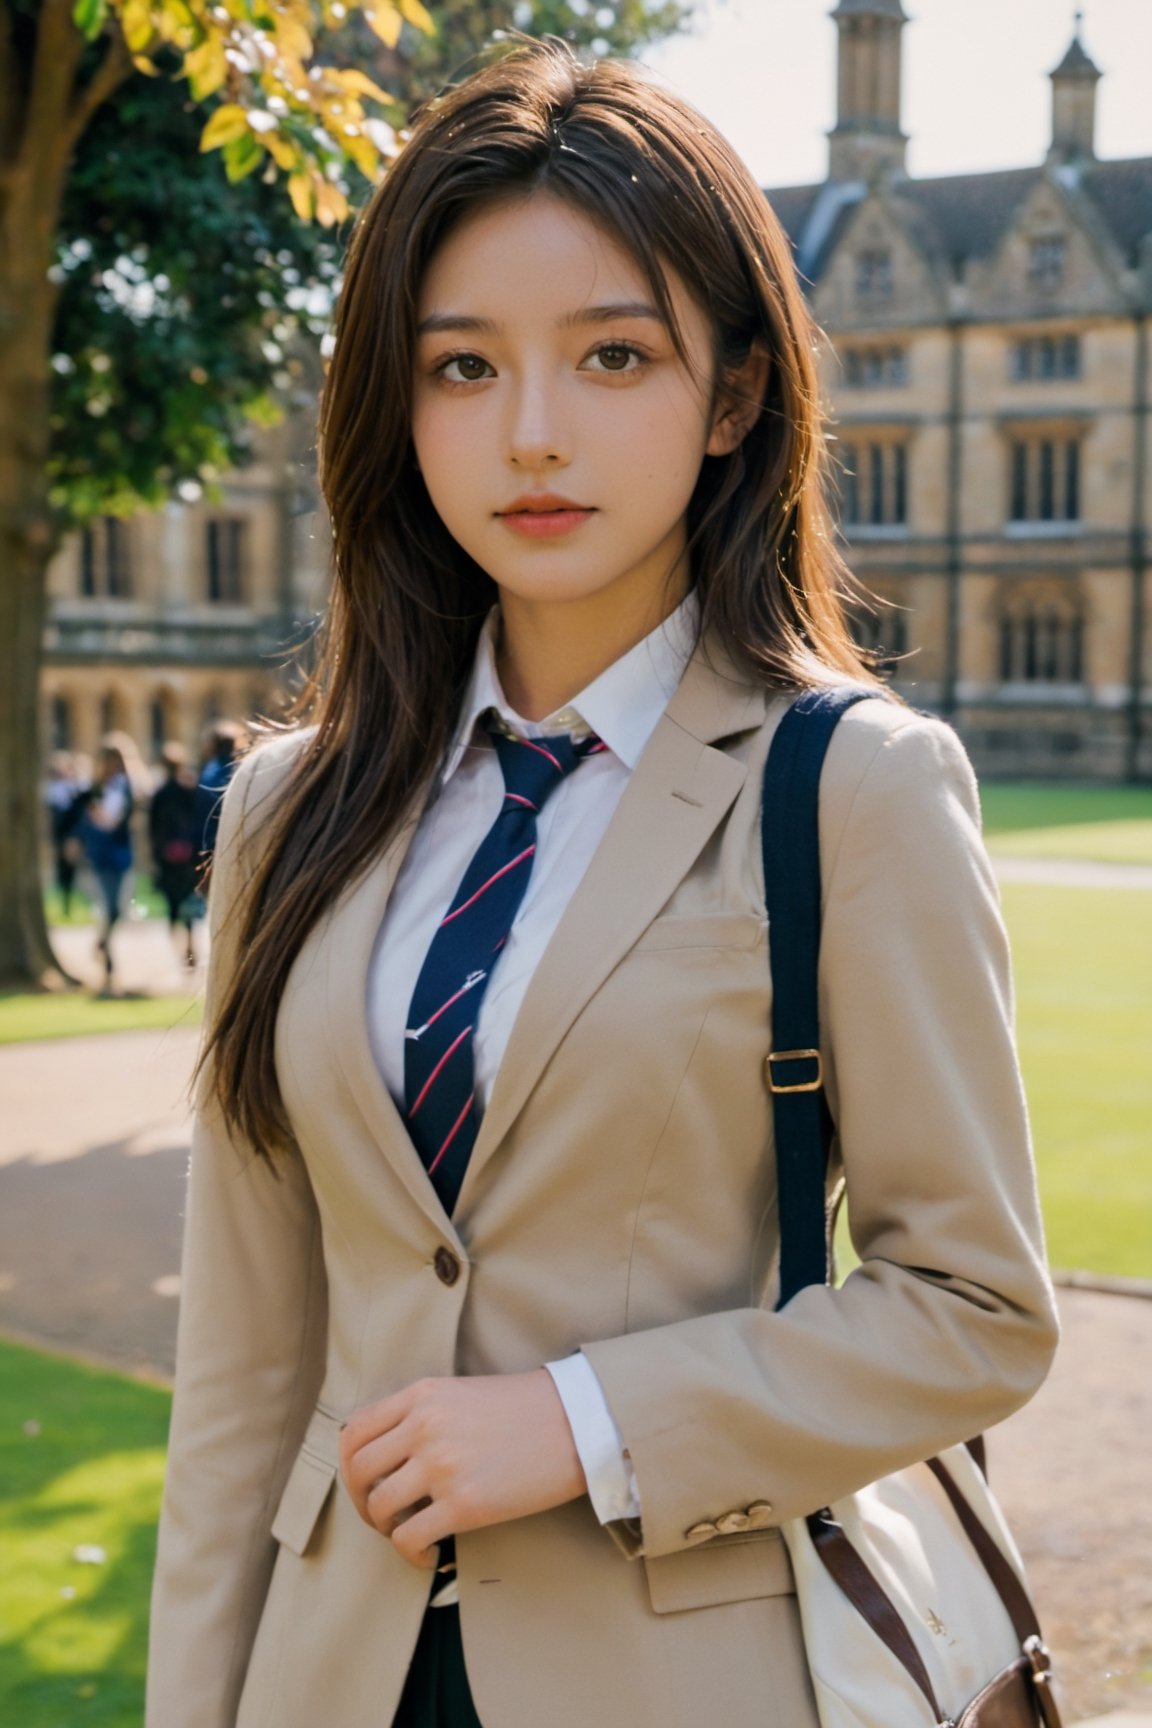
[0,994,201,1046]
[0,1339,168,1726]
[1001,882,1152,1280]
[981,782,1152,864]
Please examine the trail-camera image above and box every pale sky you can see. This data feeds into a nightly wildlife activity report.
[640,0,1152,190]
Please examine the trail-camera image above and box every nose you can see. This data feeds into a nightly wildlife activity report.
[505,366,570,471]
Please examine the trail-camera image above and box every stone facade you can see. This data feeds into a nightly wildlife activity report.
[41,414,327,768]
[770,5,1152,779]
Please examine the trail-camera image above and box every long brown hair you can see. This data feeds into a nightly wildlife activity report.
[206,40,882,1158]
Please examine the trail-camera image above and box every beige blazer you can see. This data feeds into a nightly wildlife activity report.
[146,635,1058,1728]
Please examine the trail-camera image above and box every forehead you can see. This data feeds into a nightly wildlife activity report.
[417,190,696,333]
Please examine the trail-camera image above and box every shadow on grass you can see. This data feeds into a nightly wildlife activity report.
[0,1339,171,1727]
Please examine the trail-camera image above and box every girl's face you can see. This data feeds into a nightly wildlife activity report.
[411,192,738,627]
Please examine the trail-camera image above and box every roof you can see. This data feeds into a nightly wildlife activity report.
[765,156,1152,279]
[1051,35,1102,80]
[831,0,907,17]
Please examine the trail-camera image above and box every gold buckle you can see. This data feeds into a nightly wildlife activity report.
[765,1049,824,1094]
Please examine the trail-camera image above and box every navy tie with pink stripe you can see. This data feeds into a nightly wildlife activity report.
[403,717,605,1215]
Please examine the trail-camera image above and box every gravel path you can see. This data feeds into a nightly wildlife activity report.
[1,1024,1149,1723]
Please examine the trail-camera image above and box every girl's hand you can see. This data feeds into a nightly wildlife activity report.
[338,1370,587,1569]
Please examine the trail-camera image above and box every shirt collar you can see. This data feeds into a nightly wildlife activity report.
[441,588,701,786]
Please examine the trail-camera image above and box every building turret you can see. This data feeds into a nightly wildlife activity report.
[1048,13,1102,164]
[827,0,908,183]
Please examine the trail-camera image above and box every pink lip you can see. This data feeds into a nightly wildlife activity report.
[496,494,596,539]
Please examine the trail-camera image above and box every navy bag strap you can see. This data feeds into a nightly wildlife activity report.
[760,686,884,1310]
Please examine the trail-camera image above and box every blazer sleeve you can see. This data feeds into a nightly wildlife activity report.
[580,709,1059,1561]
[146,739,328,1728]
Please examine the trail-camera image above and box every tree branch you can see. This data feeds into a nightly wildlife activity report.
[64,25,134,153]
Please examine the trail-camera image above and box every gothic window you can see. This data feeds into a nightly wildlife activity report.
[855,248,892,300]
[998,588,1085,684]
[850,594,909,678]
[839,438,909,527]
[80,517,133,598]
[1028,236,1066,290]
[206,517,249,603]
[1010,334,1080,381]
[842,345,907,388]
[1008,434,1082,522]
[50,694,74,752]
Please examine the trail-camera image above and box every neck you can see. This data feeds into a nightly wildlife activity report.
[495,577,691,722]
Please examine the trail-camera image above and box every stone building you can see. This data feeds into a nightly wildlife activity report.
[41,4,1152,780]
[40,412,326,769]
[770,1,1152,778]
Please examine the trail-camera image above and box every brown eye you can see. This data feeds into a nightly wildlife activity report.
[443,353,491,383]
[596,343,635,372]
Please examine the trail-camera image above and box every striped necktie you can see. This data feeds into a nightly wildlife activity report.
[403,716,606,1214]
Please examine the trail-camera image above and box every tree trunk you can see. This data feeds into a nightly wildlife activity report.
[0,294,67,988]
[0,0,89,988]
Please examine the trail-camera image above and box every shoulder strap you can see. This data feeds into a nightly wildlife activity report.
[760,686,882,1311]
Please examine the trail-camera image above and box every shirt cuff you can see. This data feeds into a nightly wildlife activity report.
[545,1352,641,1525]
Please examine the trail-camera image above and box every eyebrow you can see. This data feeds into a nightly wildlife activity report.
[416,301,664,336]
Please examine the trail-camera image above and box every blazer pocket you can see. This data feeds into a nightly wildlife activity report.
[270,1449,337,1558]
[631,913,767,953]
[644,1529,795,1614]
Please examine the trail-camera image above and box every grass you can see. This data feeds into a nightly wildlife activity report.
[0,994,201,1047]
[980,782,1152,865]
[45,885,168,928]
[0,1338,169,1727]
[1001,882,1152,1280]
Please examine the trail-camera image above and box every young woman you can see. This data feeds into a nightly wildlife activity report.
[78,731,146,991]
[146,43,1058,1728]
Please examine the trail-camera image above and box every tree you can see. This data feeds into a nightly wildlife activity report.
[0,0,696,988]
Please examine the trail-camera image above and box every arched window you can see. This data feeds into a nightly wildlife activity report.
[850,589,910,679]
[998,585,1085,684]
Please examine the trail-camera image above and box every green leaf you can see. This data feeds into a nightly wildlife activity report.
[72,0,108,41]
[222,132,265,183]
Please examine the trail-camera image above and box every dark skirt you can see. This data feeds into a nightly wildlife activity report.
[392,1604,484,1728]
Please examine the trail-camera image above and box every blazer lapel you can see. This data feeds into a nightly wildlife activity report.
[323,803,463,1241]
[455,637,769,1213]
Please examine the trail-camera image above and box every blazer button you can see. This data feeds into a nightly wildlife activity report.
[433,1246,461,1286]
[684,1521,718,1543]
[716,1510,751,1535]
[746,1500,775,1528]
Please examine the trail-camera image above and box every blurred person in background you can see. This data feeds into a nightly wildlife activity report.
[150,742,204,970]
[43,750,91,919]
[196,720,246,876]
[78,731,148,993]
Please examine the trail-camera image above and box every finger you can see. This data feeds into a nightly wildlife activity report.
[341,1427,412,1520]
[390,1499,453,1571]
[364,1462,430,1536]
[339,1388,414,1465]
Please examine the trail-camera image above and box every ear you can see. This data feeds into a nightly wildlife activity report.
[706,346,771,457]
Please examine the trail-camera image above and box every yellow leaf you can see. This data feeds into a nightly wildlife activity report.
[184,36,228,100]
[362,5,402,48]
[120,0,154,51]
[397,0,435,32]
[275,18,313,58]
[315,182,350,227]
[199,103,250,152]
[288,172,315,222]
[331,67,391,104]
[264,134,298,170]
[343,131,380,181]
[131,53,160,73]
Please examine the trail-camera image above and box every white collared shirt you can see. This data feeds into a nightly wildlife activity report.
[365,592,700,1556]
